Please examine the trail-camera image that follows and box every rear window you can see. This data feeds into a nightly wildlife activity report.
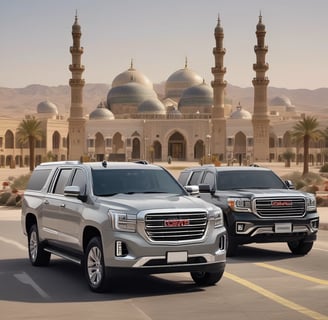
[27,169,52,191]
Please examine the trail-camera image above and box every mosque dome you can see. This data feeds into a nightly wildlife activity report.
[138,98,166,114]
[270,96,292,107]
[107,82,158,114]
[167,107,183,119]
[230,104,252,119]
[112,61,153,89]
[178,81,213,108]
[89,102,115,120]
[37,100,58,115]
[165,60,203,100]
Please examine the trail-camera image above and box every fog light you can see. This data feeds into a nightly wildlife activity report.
[311,219,319,229]
[115,240,123,256]
[236,223,245,232]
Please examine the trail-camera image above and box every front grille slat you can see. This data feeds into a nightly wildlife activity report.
[145,211,208,241]
[255,197,306,218]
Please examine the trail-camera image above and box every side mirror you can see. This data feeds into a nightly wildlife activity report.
[199,184,211,193]
[64,185,87,202]
[185,185,199,196]
[285,180,295,190]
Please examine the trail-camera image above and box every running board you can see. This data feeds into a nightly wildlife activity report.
[44,247,81,265]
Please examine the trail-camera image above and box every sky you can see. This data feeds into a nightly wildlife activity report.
[1,0,327,90]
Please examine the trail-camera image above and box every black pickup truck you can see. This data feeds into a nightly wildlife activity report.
[178,165,319,256]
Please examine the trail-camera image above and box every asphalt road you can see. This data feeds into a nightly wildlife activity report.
[0,219,328,320]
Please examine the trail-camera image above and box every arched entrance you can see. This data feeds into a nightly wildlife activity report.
[194,140,205,160]
[132,138,141,159]
[95,132,105,161]
[233,131,246,165]
[153,141,162,161]
[168,132,186,160]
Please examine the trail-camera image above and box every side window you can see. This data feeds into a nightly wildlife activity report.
[53,168,73,195]
[71,169,87,194]
[203,171,215,189]
[188,171,203,185]
[27,169,51,191]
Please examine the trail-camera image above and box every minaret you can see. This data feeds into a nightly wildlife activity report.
[211,15,227,160]
[68,14,86,160]
[252,14,270,161]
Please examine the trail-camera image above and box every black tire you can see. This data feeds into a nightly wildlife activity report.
[191,270,224,286]
[225,222,238,257]
[28,224,51,266]
[287,240,313,255]
[84,237,108,293]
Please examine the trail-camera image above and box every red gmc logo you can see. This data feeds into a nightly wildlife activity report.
[164,219,190,227]
[271,200,293,207]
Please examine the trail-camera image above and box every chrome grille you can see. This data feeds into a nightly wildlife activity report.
[255,197,306,218]
[145,211,208,241]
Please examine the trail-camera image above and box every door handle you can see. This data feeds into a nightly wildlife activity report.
[60,203,66,208]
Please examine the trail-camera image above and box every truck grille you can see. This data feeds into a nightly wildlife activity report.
[255,197,306,218]
[145,211,208,241]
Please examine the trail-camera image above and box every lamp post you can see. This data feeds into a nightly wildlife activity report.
[206,134,211,159]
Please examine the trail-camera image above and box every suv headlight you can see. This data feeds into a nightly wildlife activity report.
[306,195,316,212]
[110,211,137,232]
[213,209,223,228]
[228,197,252,212]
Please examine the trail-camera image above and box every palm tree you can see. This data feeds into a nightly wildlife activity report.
[292,116,322,176]
[16,117,43,171]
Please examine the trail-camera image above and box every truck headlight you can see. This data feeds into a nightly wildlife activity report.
[213,209,223,228]
[110,211,136,232]
[306,195,316,212]
[228,197,252,212]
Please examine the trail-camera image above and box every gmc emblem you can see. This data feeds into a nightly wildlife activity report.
[271,200,292,207]
[164,219,190,227]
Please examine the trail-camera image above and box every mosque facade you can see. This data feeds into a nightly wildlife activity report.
[0,15,326,168]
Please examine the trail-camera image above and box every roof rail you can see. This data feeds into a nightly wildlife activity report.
[134,160,149,165]
[39,161,81,166]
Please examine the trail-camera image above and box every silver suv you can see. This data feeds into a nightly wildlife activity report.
[22,161,226,292]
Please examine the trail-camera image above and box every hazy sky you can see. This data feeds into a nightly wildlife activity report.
[1,0,327,90]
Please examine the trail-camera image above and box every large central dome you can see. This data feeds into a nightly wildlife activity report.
[165,60,203,101]
[112,60,153,89]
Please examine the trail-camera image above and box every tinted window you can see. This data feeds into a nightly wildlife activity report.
[216,170,286,190]
[27,169,51,191]
[71,169,87,194]
[188,171,203,185]
[92,169,184,196]
[203,172,215,189]
[53,169,73,194]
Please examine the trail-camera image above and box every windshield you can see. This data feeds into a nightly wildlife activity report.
[92,168,185,196]
[216,170,287,190]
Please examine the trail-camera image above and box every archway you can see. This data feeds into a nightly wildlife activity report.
[168,131,186,160]
[95,132,105,161]
[132,138,141,159]
[194,140,205,160]
[233,131,246,165]
[153,141,162,161]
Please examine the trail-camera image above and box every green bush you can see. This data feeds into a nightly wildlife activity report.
[319,163,328,173]
[281,171,323,190]
[10,174,31,190]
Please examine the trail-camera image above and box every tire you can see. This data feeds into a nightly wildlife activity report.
[225,222,238,257]
[28,224,51,266]
[84,237,108,293]
[287,240,313,255]
[191,270,224,286]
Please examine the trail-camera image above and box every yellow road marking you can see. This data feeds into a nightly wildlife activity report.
[255,263,328,286]
[224,272,328,320]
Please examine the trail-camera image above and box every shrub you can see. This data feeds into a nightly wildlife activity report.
[10,174,31,190]
[320,163,328,173]
[281,171,323,190]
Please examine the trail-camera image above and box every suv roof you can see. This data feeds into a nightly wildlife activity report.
[182,165,272,172]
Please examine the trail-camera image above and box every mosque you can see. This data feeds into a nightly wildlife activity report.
[0,14,325,168]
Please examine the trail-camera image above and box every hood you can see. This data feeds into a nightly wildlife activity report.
[96,193,212,213]
[216,188,313,199]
